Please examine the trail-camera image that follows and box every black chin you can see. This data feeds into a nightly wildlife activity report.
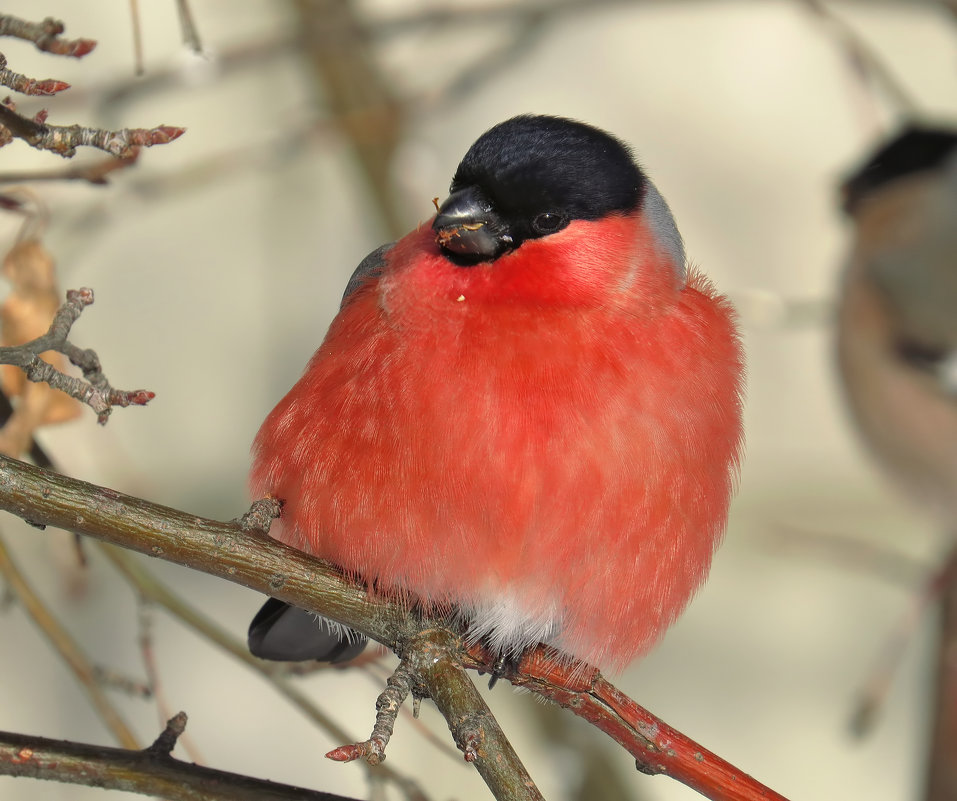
[439,243,510,267]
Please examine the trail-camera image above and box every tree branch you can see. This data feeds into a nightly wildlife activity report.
[0,454,789,801]
[0,719,363,801]
[0,15,96,58]
[98,543,432,801]
[0,102,184,158]
[0,531,140,749]
[0,288,154,424]
[0,54,69,96]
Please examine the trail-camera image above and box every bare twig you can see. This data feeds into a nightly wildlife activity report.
[331,633,546,801]
[175,0,204,54]
[368,0,638,35]
[91,665,152,699]
[419,17,547,112]
[0,54,69,96]
[496,649,790,801]
[0,15,96,57]
[293,0,405,238]
[852,551,957,736]
[0,102,184,158]
[0,288,154,424]
[0,531,140,749]
[0,153,140,186]
[800,0,919,116]
[0,454,789,801]
[136,600,206,764]
[0,720,364,801]
[326,656,418,766]
[128,0,144,77]
[97,543,432,801]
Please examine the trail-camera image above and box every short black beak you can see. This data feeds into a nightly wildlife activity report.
[432,186,511,263]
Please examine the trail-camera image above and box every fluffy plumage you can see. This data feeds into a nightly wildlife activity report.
[249,115,744,672]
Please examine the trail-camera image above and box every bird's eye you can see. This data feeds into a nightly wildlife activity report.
[532,212,567,235]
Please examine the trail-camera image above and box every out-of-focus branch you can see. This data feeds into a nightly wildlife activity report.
[0,715,364,801]
[0,15,96,57]
[175,0,204,54]
[0,454,789,801]
[0,288,154,424]
[294,0,405,238]
[0,532,140,749]
[852,552,957,737]
[0,152,139,185]
[924,543,957,801]
[800,0,918,116]
[99,544,433,801]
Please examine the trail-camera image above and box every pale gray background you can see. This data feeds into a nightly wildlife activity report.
[0,2,953,800]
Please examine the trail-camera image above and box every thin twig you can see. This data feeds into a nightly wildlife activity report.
[326,656,417,766]
[800,0,919,115]
[0,54,69,96]
[0,102,184,158]
[0,288,154,424]
[175,0,204,54]
[97,543,432,801]
[128,0,144,77]
[0,153,140,186]
[136,600,207,764]
[0,15,96,57]
[0,531,140,749]
[851,551,957,736]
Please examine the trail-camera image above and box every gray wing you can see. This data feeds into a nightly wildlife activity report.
[248,598,367,663]
[340,243,394,309]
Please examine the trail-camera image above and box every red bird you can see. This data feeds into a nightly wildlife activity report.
[248,115,744,673]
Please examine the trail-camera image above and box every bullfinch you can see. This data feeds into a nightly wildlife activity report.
[837,126,957,524]
[247,115,744,673]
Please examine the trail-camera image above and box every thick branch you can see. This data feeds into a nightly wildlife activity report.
[413,630,545,801]
[0,725,361,801]
[0,453,406,647]
[0,454,788,801]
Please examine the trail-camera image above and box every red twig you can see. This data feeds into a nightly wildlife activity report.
[473,646,790,801]
[0,55,69,96]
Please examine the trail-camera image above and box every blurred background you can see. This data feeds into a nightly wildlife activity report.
[0,1,955,799]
